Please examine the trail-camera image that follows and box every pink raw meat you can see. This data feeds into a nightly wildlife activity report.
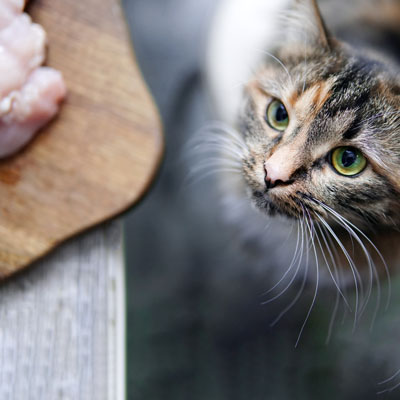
[0,14,46,98]
[0,0,66,157]
[0,68,66,158]
[0,0,24,30]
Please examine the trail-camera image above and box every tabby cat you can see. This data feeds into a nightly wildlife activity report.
[203,0,400,393]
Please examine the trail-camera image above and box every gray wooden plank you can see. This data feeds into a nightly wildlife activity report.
[0,221,125,400]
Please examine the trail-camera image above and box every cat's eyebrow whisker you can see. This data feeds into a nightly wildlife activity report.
[256,48,294,86]
[295,204,319,348]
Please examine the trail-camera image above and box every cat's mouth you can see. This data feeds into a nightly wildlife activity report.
[252,189,332,224]
[252,189,304,219]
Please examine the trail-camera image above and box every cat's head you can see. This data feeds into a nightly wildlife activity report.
[239,0,400,231]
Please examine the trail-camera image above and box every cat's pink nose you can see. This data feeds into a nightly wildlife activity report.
[264,157,293,190]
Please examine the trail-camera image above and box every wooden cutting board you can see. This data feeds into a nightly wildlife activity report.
[0,0,163,278]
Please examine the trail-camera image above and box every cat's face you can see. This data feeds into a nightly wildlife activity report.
[239,9,400,232]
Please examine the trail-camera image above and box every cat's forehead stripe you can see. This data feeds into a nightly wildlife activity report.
[291,79,335,123]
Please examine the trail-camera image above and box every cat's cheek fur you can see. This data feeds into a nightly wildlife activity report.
[205,0,400,288]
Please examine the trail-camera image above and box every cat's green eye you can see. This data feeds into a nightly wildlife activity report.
[266,100,289,131]
[331,147,367,176]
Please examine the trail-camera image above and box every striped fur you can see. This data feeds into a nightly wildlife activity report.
[239,0,400,232]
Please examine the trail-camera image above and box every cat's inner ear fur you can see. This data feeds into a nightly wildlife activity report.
[286,0,333,50]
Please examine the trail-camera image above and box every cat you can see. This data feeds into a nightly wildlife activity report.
[202,0,400,393]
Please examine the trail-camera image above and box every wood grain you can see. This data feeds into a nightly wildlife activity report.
[0,0,163,277]
[0,221,126,399]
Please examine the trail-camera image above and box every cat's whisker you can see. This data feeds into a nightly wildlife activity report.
[320,213,365,318]
[315,222,353,342]
[326,275,340,344]
[190,152,243,163]
[270,216,308,327]
[325,209,376,321]
[191,167,242,176]
[377,381,400,396]
[303,196,377,311]
[193,145,245,162]
[255,49,294,86]
[189,157,243,169]
[315,223,344,342]
[319,212,379,331]
[189,121,249,153]
[262,219,302,296]
[185,168,243,188]
[318,214,382,331]
[316,215,360,330]
[205,121,246,140]
[194,128,247,150]
[187,122,249,186]
[190,138,247,159]
[295,203,319,348]
[190,154,244,168]
[231,63,263,93]
[378,368,400,385]
[315,200,391,312]
[261,244,304,305]
[314,222,351,311]
[320,222,352,328]
[189,165,242,177]
[377,369,400,395]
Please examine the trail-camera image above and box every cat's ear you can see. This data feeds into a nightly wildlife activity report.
[287,0,333,50]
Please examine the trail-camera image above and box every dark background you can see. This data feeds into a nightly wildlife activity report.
[122,1,400,399]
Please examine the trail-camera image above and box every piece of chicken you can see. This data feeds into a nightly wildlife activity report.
[0,0,66,157]
[0,0,25,30]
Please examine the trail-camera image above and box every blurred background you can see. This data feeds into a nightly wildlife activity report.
[122,0,400,399]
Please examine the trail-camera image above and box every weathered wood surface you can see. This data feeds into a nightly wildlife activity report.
[0,0,163,278]
[0,221,126,400]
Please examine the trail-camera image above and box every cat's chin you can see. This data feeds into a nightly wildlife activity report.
[251,190,300,220]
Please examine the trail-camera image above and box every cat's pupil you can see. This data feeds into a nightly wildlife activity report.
[341,149,357,167]
[275,104,288,122]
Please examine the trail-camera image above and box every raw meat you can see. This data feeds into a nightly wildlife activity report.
[0,0,66,157]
